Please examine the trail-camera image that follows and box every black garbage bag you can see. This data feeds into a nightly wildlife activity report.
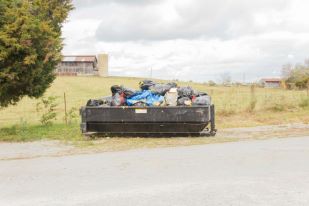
[167,82,177,88]
[111,93,126,106]
[178,86,193,97]
[192,90,208,97]
[123,88,137,98]
[139,80,155,90]
[150,84,170,95]
[198,92,208,97]
[192,95,211,105]
[101,96,112,106]
[111,85,124,95]
[86,99,103,106]
[177,97,192,106]
[150,82,178,95]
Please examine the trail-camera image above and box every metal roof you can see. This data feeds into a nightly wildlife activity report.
[261,78,282,82]
[62,55,97,62]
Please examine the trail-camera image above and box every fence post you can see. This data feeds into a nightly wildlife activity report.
[249,84,256,112]
[307,81,309,97]
[250,84,256,99]
[64,92,67,125]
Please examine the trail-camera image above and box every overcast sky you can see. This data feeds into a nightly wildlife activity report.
[62,0,309,82]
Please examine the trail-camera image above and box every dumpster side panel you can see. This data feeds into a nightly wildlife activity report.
[80,105,215,136]
[84,106,210,123]
[86,122,207,134]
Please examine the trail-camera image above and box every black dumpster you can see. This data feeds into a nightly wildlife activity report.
[80,105,216,137]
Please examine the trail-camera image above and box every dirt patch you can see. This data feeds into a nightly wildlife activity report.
[0,141,76,160]
[1,123,309,160]
[219,123,309,139]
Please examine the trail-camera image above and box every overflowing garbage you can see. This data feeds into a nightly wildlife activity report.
[86,80,211,107]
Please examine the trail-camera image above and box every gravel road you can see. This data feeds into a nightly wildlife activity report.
[1,137,309,206]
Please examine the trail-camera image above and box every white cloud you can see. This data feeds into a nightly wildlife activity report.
[62,0,309,82]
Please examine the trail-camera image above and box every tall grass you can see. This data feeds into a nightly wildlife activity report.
[0,76,308,127]
[299,97,309,108]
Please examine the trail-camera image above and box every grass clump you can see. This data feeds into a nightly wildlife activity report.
[268,103,286,112]
[299,97,309,108]
[217,109,236,116]
[0,123,82,142]
[247,99,257,112]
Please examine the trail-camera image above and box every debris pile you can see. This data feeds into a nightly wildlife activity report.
[86,80,211,107]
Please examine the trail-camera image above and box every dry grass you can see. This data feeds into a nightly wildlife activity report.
[0,76,308,130]
[76,124,309,153]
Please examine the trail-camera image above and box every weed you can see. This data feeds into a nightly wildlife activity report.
[67,107,79,124]
[299,98,309,108]
[247,99,257,112]
[36,96,59,125]
[217,109,236,116]
[268,103,286,112]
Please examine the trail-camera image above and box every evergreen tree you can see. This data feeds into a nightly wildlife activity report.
[0,0,73,107]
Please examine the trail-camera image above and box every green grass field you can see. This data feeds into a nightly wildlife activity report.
[0,76,309,141]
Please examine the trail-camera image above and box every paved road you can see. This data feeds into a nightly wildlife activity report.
[1,137,309,206]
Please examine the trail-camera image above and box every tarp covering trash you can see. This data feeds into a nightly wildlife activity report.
[86,80,211,107]
[126,90,165,106]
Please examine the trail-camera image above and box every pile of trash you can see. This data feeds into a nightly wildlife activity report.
[86,80,211,107]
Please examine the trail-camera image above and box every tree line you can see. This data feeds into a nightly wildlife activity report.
[282,59,309,89]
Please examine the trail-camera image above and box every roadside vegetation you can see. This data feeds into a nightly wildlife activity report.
[0,0,73,107]
[282,60,309,89]
[0,123,81,142]
[0,76,309,142]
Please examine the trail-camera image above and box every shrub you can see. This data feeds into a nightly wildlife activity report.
[208,80,216,86]
[36,96,59,125]
[268,103,285,112]
[248,99,257,112]
[67,107,79,124]
[285,63,309,89]
[299,98,309,108]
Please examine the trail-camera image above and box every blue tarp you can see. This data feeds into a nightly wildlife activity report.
[126,90,164,106]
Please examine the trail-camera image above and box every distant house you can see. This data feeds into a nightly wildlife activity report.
[56,55,98,76]
[260,78,282,88]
